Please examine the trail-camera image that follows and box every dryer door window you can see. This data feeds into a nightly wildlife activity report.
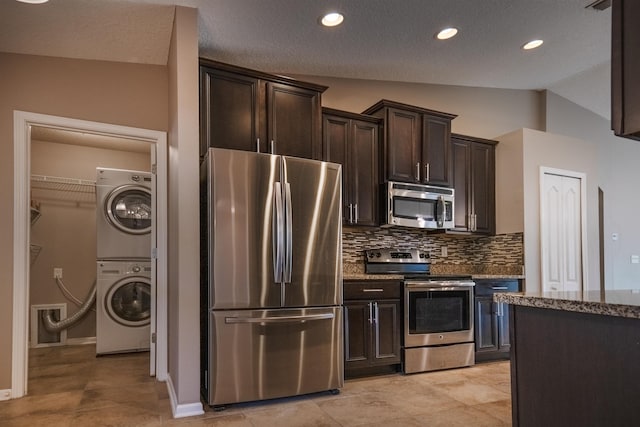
[106,185,151,235]
[106,278,151,327]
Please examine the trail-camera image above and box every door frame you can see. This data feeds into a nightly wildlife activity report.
[12,111,168,398]
[539,166,588,292]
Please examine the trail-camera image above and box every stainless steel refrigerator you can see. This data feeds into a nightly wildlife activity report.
[200,147,343,407]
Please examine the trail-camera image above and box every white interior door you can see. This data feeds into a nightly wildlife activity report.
[149,148,157,377]
[541,170,584,292]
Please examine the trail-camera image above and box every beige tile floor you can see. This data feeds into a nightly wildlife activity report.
[0,345,512,426]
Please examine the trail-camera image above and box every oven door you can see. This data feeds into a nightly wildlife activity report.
[404,282,474,347]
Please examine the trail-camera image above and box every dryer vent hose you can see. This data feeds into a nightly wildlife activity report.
[43,280,97,333]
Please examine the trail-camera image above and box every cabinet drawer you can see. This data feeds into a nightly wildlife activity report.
[344,280,401,300]
[475,280,519,296]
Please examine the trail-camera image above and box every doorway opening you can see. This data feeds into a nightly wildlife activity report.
[12,111,168,398]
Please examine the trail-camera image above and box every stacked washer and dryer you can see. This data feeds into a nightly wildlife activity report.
[95,168,152,355]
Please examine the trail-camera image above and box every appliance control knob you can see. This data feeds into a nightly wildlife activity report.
[376,252,381,258]
[368,253,374,258]
[132,265,141,273]
[419,253,425,258]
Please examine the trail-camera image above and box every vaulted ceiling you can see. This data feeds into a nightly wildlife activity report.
[0,0,612,119]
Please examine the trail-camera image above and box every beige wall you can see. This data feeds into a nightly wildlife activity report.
[496,128,601,292]
[30,139,150,341]
[544,91,640,290]
[167,6,201,409]
[292,74,544,139]
[0,52,167,389]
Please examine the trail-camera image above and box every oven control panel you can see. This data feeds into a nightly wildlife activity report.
[365,248,429,264]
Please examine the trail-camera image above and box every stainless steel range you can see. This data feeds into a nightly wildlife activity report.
[365,248,475,374]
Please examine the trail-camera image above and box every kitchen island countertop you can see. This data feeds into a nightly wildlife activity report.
[494,289,640,319]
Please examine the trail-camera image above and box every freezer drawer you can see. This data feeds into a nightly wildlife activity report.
[205,306,343,406]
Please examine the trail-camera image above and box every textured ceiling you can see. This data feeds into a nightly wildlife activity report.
[0,0,612,118]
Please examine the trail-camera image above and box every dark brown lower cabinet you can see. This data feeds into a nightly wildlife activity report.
[344,280,401,378]
[474,279,520,362]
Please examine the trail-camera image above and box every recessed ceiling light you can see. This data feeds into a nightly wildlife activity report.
[436,27,458,40]
[522,39,544,50]
[15,0,49,3]
[321,12,344,27]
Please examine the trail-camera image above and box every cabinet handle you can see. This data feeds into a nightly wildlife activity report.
[362,288,384,292]
[368,302,373,324]
[270,140,275,154]
[497,302,503,317]
[425,163,430,182]
[491,286,509,290]
[415,162,421,182]
[256,138,260,153]
[373,301,379,324]
[354,203,359,224]
[348,204,353,224]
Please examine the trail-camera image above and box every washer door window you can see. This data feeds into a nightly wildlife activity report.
[106,277,151,327]
[105,185,151,235]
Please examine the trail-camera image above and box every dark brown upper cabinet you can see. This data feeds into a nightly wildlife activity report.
[612,0,640,140]
[362,99,457,186]
[199,59,326,159]
[322,108,380,226]
[450,134,497,235]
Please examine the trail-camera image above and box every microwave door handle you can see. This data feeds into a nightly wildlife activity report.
[436,196,445,228]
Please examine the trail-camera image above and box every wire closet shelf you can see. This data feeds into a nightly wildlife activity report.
[30,174,96,204]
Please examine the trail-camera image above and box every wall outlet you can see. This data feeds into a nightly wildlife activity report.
[53,268,63,279]
[441,246,448,257]
[632,255,639,264]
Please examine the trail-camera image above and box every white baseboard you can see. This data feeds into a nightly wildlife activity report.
[0,389,12,401]
[66,336,97,346]
[166,374,204,419]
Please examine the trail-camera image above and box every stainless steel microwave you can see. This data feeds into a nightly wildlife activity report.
[382,181,454,229]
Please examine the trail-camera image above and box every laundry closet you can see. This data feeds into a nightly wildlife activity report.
[29,127,151,354]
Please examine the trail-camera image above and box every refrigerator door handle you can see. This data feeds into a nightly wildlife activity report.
[273,181,284,283]
[283,182,293,283]
[225,312,335,324]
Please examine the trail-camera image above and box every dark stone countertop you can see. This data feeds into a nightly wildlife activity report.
[494,289,640,320]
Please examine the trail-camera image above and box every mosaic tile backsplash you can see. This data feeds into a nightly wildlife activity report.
[343,227,523,274]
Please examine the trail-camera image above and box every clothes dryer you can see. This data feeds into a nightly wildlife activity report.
[96,167,152,260]
[96,260,151,355]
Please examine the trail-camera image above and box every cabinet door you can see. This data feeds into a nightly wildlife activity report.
[351,119,379,226]
[451,137,471,231]
[475,296,498,353]
[344,301,372,369]
[267,82,322,160]
[322,114,351,223]
[372,301,401,365]
[497,302,511,352]
[386,108,421,182]
[471,142,495,234]
[199,67,263,156]
[422,115,452,186]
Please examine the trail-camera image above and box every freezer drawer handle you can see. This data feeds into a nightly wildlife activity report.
[224,313,334,324]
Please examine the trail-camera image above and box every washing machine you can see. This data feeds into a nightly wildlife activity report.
[96,167,152,260]
[96,260,152,355]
